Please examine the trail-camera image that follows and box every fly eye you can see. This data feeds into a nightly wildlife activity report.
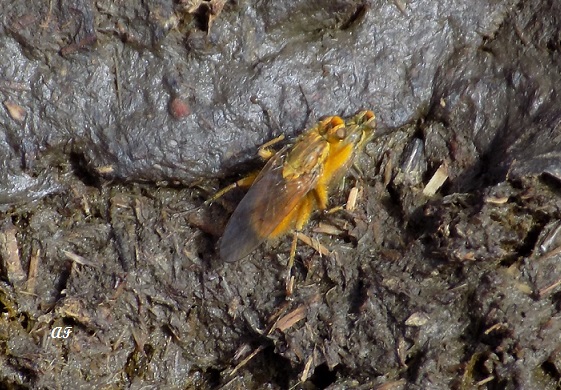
[319,116,344,136]
[335,127,346,140]
[326,126,346,142]
[329,116,345,128]
[357,110,376,126]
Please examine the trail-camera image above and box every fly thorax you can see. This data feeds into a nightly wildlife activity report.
[283,142,328,180]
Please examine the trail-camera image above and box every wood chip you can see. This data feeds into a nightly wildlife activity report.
[483,322,506,335]
[26,247,40,294]
[383,156,393,186]
[485,196,509,204]
[0,220,26,283]
[313,222,343,235]
[539,278,561,298]
[3,100,26,122]
[404,311,429,326]
[95,165,114,174]
[274,305,307,332]
[228,345,266,377]
[475,376,495,386]
[345,186,359,211]
[423,163,448,196]
[296,232,330,257]
[62,250,98,268]
[300,355,314,383]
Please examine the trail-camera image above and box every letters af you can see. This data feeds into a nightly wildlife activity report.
[50,326,73,339]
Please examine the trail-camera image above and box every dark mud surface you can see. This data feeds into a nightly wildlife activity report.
[1,0,561,389]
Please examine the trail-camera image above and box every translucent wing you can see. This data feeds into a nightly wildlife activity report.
[220,146,321,263]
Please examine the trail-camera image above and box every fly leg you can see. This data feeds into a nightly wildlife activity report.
[204,173,258,206]
[205,135,285,206]
[257,134,284,159]
[285,193,314,297]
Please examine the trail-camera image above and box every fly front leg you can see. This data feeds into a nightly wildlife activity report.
[257,134,285,160]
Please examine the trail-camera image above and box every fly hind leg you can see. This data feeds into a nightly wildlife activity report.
[285,192,315,297]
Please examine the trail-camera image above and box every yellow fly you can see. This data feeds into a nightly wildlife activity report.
[220,111,376,263]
